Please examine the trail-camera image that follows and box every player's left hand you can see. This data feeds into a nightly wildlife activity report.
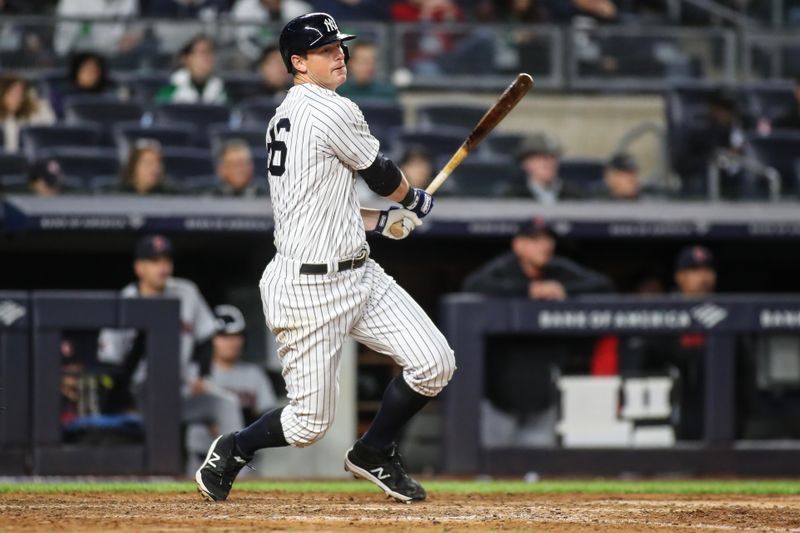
[402,188,434,219]
[374,207,421,240]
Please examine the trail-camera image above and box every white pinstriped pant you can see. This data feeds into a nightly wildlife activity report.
[258,252,456,447]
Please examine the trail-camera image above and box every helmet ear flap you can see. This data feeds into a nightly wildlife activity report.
[343,43,350,64]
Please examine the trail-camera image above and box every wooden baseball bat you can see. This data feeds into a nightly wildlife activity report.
[390,73,534,237]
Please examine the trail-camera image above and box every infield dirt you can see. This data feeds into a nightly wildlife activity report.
[2,491,800,531]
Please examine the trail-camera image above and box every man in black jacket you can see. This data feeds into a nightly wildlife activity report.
[463,217,613,298]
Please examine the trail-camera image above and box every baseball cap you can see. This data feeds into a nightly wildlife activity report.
[516,216,555,239]
[135,234,173,260]
[516,133,562,161]
[28,158,63,187]
[675,245,715,271]
[607,153,638,172]
[214,304,246,335]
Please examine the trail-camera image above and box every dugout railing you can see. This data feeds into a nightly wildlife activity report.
[0,292,182,475]
[440,294,800,475]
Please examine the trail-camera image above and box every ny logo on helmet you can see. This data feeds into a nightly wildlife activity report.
[324,17,338,32]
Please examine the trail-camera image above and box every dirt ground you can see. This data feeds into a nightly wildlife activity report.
[2,491,800,532]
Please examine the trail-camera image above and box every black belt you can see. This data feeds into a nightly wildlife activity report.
[299,248,368,275]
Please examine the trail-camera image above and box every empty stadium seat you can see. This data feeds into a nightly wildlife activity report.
[39,147,120,187]
[160,147,215,181]
[416,104,486,131]
[208,125,267,154]
[395,128,467,162]
[236,97,281,127]
[746,131,800,196]
[221,74,267,104]
[125,73,170,103]
[114,122,196,153]
[742,82,797,122]
[435,158,518,197]
[19,124,104,160]
[356,100,404,147]
[483,132,526,158]
[153,103,232,146]
[64,95,145,129]
[559,158,606,193]
[0,153,29,191]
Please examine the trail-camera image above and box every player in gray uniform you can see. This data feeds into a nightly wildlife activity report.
[196,12,456,503]
[98,235,244,471]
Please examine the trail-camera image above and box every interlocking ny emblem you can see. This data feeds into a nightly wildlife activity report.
[0,300,25,326]
[324,17,338,32]
[370,467,390,480]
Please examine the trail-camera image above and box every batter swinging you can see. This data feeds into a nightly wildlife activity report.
[196,12,455,503]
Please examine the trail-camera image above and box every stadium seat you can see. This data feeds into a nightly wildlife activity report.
[742,82,797,122]
[0,153,29,191]
[435,157,518,197]
[356,100,404,147]
[559,158,606,193]
[483,132,526,158]
[236,97,281,128]
[395,128,467,162]
[160,147,215,182]
[153,103,232,146]
[221,74,266,104]
[745,131,800,196]
[38,147,120,187]
[125,72,170,103]
[114,122,196,154]
[207,125,267,154]
[664,83,726,178]
[19,124,104,160]
[416,104,486,131]
[64,96,145,130]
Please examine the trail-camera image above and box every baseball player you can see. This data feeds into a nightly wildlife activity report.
[196,12,455,503]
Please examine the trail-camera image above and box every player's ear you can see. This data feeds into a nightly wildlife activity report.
[291,54,307,74]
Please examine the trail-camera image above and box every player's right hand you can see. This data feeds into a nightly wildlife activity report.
[374,207,421,240]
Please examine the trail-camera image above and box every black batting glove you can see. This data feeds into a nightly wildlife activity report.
[401,187,434,219]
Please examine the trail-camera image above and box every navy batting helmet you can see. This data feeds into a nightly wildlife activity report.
[279,12,356,74]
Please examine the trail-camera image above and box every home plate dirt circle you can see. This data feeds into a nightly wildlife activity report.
[3,491,800,531]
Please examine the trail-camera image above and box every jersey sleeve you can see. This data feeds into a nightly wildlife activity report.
[324,98,380,171]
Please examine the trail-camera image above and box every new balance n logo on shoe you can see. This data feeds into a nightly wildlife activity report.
[370,467,390,480]
[207,452,220,468]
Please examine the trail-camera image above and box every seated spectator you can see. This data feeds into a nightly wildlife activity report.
[391,0,463,21]
[601,152,641,200]
[463,216,613,298]
[770,76,800,130]
[501,133,582,202]
[0,74,55,153]
[311,0,389,20]
[399,145,434,189]
[27,158,63,196]
[156,35,227,104]
[98,235,244,472]
[119,141,179,195]
[256,45,291,98]
[232,0,311,61]
[144,0,228,17]
[210,304,277,425]
[50,52,116,118]
[337,41,397,101]
[54,0,141,57]
[213,140,258,197]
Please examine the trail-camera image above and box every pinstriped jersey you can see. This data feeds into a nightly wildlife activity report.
[267,83,379,263]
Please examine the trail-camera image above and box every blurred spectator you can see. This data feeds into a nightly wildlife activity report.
[231,0,311,61]
[391,0,463,21]
[256,45,291,98]
[463,216,613,299]
[214,140,258,197]
[770,76,800,130]
[674,244,716,297]
[399,145,434,189]
[54,0,141,57]
[144,0,228,17]
[27,158,63,196]
[337,41,397,101]
[98,235,244,471]
[119,141,179,195]
[311,0,389,20]
[0,74,55,153]
[476,0,547,22]
[50,52,116,118]
[501,133,583,202]
[210,304,277,425]
[156,35,227,104]
[601,152,641,200]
